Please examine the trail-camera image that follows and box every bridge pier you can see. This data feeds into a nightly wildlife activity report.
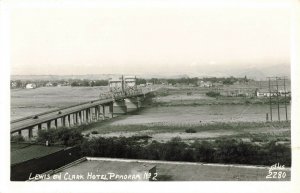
[75,112,78,125]
[67,115,71,127]
[71,113,74,126]
[47,121,51,130]
[91,107,95,121]
[79,111,82,124]
[85,109,88,122]
[85,109,89,123]
[87,109,90,122]
[113,100,127,115]
[73,113,76,125]
[101,105,106,119]
[124,97,140,113]
[38,124,42,131]
[137,96,143,108]
[62,116,66,127]
[75,113,78,125]
[96,107,99,120]
[95,106,99,120]
[79,111,82,123]
[90,108,93,122]
[54,119,58,128]
[109,102,114,118]
[28,127,33,139]
[99,105,102,119]
[89,108,91,122]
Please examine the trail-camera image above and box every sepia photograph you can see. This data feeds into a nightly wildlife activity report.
[1,0,300,192]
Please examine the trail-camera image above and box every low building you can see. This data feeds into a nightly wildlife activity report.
[197,80,213,88]
[218,87,256,97]
[45,82,53,87]
[25,83,37,89]
[11,143,81,181]
[212,82,223,87]
[256,89,291,97]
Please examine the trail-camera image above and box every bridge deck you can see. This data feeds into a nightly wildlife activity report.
[10,90,153,133]
[10,86,159,134]
[10,98,114,133]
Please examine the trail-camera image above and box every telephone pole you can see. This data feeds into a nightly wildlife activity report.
[267,76,290,122]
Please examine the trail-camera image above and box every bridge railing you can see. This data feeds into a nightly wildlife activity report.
[99,92,114,100]
[124,88,143,97]
[100,88,145,101]
[11,86,154,124]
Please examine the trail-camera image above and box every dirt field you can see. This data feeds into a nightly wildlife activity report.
[83,121,291,144]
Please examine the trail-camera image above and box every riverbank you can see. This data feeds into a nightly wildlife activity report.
[153,86,291,106]
[153,96,279,106]
[81,121,290,145]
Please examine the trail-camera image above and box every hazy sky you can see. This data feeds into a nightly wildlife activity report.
[10,0,291,76]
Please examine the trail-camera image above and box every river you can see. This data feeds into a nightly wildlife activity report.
[11,87,291,124]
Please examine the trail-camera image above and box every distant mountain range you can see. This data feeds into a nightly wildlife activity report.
[11,74,119,81]
[10,74,191,80]
[11,64,290,81]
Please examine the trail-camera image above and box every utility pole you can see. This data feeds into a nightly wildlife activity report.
[276,77,280,122]
[268,77,273,121]
[267,76,289,122]
[283,77,288,121]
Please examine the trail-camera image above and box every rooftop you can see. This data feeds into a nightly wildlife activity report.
[11,143,64,165]
[40,157,290,181]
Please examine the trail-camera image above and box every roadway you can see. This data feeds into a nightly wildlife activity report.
[11,98,114,133]
[10,86,161,134]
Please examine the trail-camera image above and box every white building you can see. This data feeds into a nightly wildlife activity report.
[197,80,213,88]
[255,89,291,97]
[45,82,53,87]
[25,83,37,89]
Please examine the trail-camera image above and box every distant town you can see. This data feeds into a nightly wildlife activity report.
[10,75,291,98]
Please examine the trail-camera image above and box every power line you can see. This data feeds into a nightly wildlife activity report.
[267,76,289,122]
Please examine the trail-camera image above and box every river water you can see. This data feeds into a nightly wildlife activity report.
[11,87,291,124]
[11,86,108,120]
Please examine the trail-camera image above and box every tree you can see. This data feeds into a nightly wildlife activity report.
[37,127,83,146]
[71,81,79,87]
[206,91,220,97]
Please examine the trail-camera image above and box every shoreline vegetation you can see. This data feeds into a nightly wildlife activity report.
[153,95,291,107]
[12,121,291,167]
[152,98,290,106]
[82,121,290,134]
[80,136,291,167]
[152,86,291,106]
